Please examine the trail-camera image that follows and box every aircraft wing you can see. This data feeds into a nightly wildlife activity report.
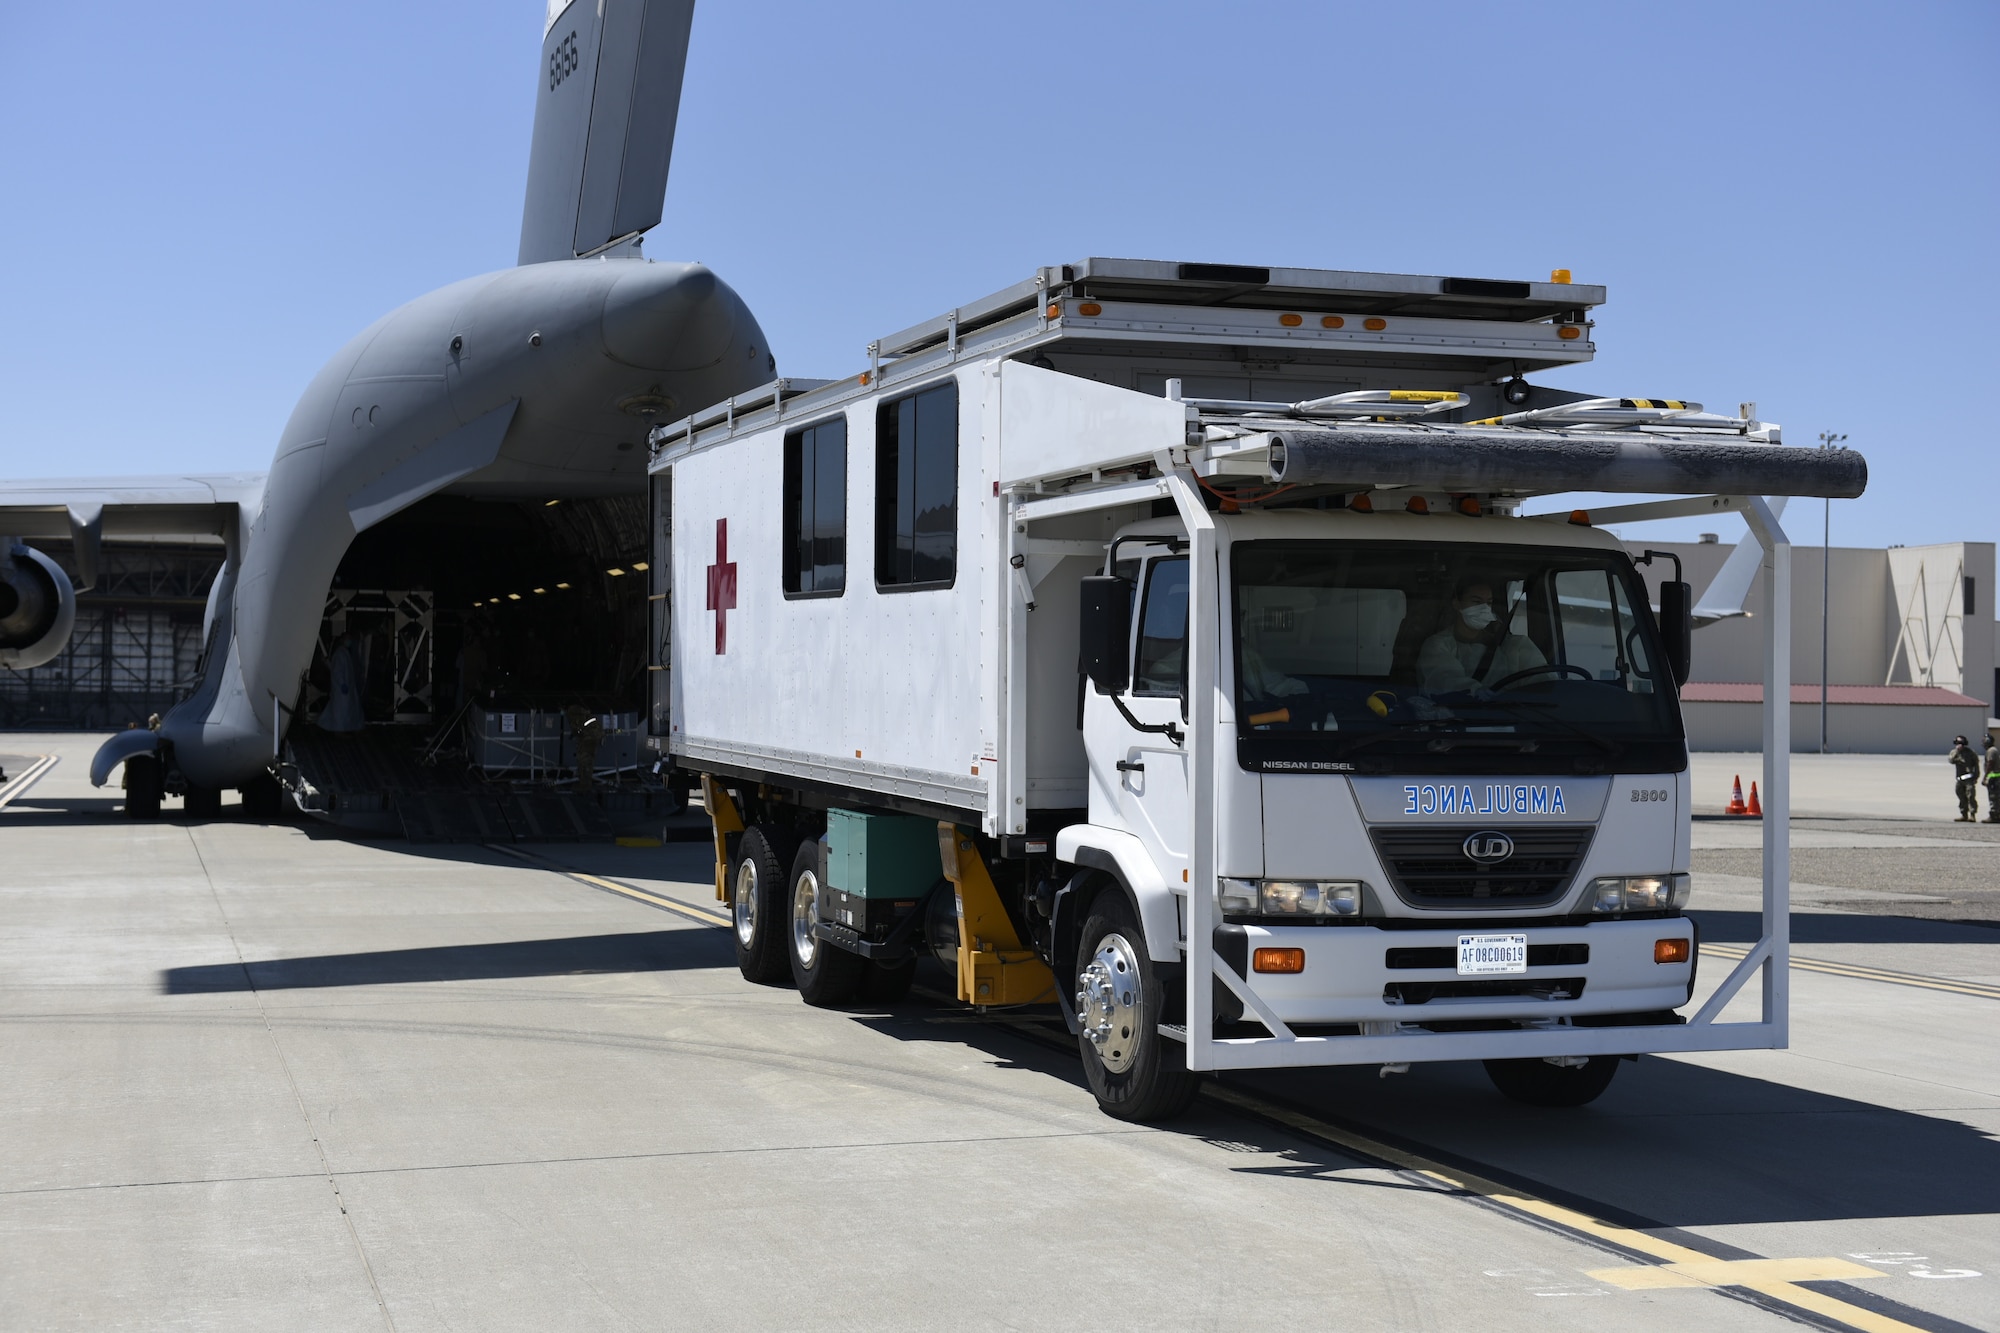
[1691,496,1787,628]
[0,473,263,589]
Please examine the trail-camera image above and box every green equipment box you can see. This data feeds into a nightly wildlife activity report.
[826,809,940,899]
[824,809,940,938]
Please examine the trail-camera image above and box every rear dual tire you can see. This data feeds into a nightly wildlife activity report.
[731,825,795,985]
[786,843,917,1006]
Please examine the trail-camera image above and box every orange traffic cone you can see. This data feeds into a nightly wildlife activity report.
[1726,775,1747,815]
[1746,781,1763,816]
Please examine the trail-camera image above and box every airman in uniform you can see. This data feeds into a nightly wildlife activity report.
[1949,734,1980,822]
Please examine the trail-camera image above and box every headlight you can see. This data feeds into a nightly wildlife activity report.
[1218,879,1363,917]
[1587,873,1690,913]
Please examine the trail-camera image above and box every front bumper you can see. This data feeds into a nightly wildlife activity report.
[1228,917,1693,1025]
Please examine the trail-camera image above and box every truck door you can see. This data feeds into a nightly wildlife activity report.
[1096,554,1192,877]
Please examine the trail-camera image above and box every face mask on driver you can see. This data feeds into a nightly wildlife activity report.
[1459,602,1498,630]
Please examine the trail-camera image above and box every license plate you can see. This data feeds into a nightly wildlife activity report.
[1458,933,1528,975]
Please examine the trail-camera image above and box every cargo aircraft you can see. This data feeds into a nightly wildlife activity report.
[0,0,771,815]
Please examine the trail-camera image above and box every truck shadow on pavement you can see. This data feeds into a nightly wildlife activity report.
[1224,1052,2000,1229]
[159,928,733,993]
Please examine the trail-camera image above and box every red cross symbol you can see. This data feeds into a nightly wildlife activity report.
[705,518,737,654]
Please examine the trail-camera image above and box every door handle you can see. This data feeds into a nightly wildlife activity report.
[1117,759,1145,773]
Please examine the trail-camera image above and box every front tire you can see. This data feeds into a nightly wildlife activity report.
[1075,889,1199,1122]
[787,841,866,1006]
[731,826,794,985]
[1483,1055,1621,1107]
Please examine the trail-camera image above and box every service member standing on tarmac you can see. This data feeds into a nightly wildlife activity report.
[1949,734,1981,822]
[1984,733,2000,824]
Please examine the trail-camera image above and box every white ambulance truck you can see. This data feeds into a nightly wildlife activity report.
[644,259,1864,1121]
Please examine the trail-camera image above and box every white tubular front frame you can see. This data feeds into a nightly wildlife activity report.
[1167,488,1794,1072]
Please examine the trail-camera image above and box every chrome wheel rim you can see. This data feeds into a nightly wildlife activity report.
[733,858,758,949]
[791,868,821,968]
[1077,931,1143,1074]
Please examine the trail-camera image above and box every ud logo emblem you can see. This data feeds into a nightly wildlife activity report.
[1462,831,1515,864]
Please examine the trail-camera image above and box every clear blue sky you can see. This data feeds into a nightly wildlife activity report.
[3,1,1993,548]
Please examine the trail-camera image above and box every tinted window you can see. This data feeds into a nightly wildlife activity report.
[1134,558,1189,696]
[875,381,957,589]
[783,417,846,595]
[1230,540,1682,774]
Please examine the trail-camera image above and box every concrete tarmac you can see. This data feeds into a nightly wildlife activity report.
[2,734,1995,1331]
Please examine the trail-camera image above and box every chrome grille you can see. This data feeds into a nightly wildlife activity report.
[1369,825,1594,908]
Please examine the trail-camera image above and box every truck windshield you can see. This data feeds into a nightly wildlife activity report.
[1231,539,1685,776]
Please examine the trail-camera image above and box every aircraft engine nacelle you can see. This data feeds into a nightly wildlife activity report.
[0,542,77,671]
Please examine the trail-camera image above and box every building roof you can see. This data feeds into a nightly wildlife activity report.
[1681,683,1987,708]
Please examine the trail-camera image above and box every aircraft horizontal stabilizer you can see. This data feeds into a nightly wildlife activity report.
[519,0,697,265]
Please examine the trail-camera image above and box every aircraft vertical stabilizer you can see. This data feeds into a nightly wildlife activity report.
[518,0,697,265]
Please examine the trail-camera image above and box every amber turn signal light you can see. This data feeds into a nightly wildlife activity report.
[1253,947,1306,974]
[1655,938,1691,964]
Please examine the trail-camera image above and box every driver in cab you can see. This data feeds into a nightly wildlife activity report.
[1418,577,1546,694]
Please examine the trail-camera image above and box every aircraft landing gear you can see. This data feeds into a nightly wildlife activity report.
[124,755,163,820]
[240,774,283,820]
[184,784,222,819]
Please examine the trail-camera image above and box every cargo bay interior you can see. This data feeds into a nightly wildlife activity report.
[286,492,668,839]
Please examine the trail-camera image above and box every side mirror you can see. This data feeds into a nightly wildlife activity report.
[1078,575,1132,694]
[1658,580,1692,687]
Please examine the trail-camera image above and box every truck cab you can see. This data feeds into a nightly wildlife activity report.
[1073,508,1695,1062]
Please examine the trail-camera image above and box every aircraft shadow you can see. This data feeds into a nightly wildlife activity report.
[160,928,731,993]
[1692,907,2000,942]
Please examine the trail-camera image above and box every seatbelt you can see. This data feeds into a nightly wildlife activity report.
[1471,627,1506,683]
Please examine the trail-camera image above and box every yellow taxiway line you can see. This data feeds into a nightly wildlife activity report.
[1703,941,2000,1001]
[1203,1084,1921,1332]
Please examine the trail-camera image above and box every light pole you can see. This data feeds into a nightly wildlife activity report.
[1818,430,1847,753]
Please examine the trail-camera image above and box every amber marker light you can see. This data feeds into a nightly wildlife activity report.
[1568,509,1592,526]
[1253,948,1306,974]
[1349,493,1373,513]
[1406,496,1429,514]
[1551,268,1572,284]
[1363,317,1387,331]
[1077,302,1103,317]
[1279,312,1303,327]
[1558,326,1583,340]
[1321,315,1344,329]
[1045,303,1062,319]
[1457,496,1481,516]
[1655,938,1691,964]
